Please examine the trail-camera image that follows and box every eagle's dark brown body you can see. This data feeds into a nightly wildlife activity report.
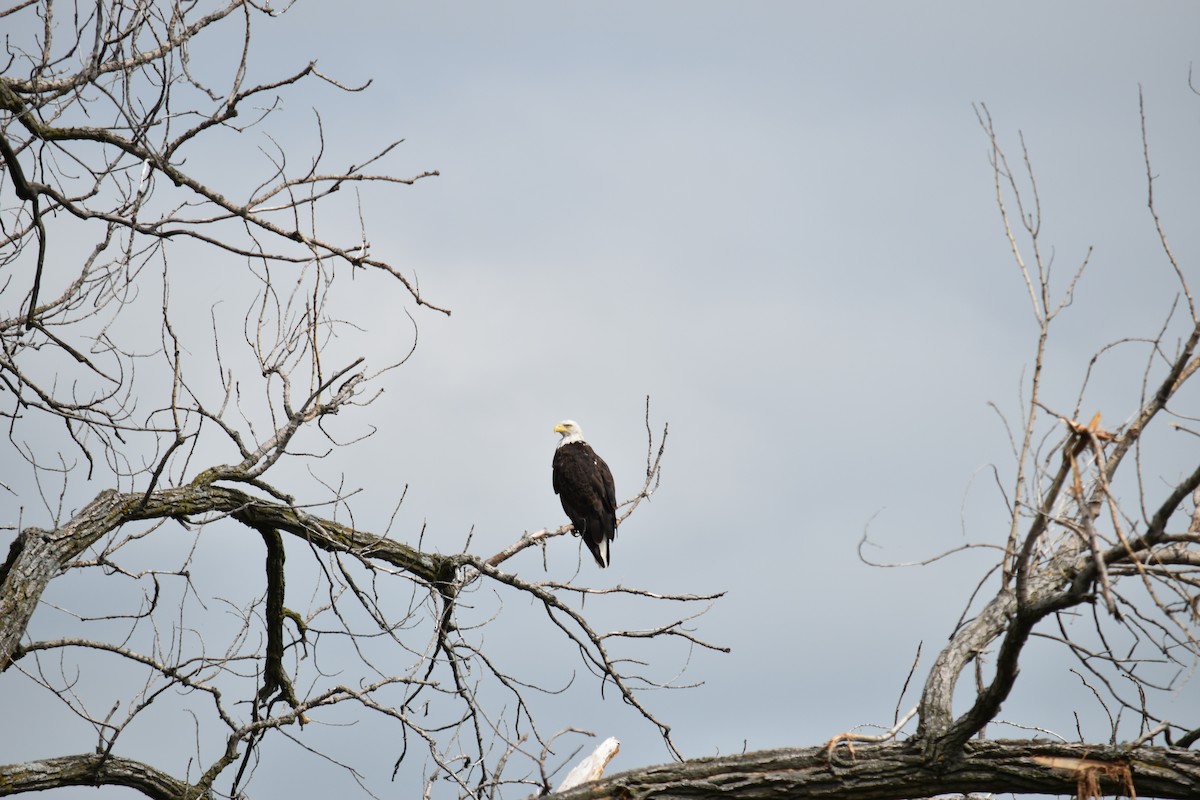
[552,430,617,568]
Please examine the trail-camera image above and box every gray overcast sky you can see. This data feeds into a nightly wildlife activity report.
[4,1,1200,796]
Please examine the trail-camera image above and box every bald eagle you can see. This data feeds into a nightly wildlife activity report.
[552,420,617,568]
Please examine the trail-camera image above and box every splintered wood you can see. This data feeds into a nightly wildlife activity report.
[556,737,620,792]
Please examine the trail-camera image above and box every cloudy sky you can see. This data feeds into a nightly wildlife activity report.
[4,1,1200,796]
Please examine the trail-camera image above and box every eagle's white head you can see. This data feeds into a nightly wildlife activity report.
[553,420,585,447]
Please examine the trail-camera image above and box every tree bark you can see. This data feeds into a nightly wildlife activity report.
[544,740,1200,800]
[4,741,1195,799]
[0,754,201,799]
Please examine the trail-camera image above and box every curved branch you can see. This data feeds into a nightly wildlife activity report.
[0,753,200,800]
[1,483,448,672]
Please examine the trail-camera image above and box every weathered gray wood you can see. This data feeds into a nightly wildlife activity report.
[5,741,1196,800]
[542,740,1200,800]
[0,753,200,799]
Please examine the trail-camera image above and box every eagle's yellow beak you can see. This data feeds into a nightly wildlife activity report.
[553,423,568,434]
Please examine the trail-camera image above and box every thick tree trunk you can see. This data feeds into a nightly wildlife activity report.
[544,740,1200,800]
[0,490,129,671]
